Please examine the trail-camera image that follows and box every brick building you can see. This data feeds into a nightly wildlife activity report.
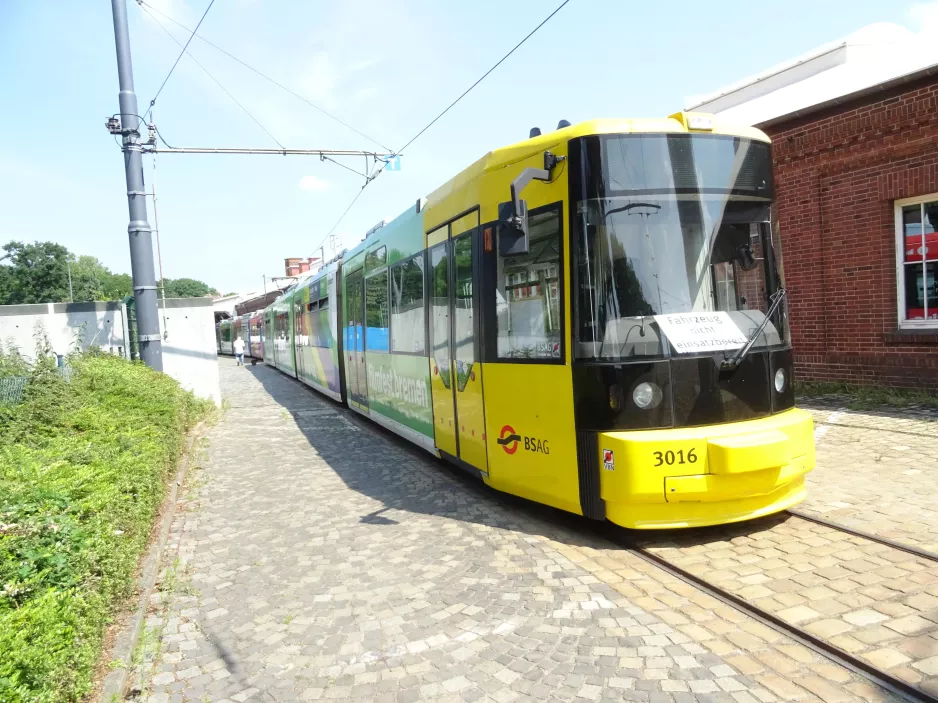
[284,256,319,277]
[690,23,938,389]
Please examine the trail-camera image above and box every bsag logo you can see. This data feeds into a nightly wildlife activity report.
[497,424,549,455]
[497,425,521,454]
[603,449,614,471]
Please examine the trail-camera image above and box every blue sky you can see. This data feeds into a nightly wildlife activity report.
[1,0,935,295]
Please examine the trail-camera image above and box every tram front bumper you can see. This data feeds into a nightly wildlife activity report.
[597,408,815,529]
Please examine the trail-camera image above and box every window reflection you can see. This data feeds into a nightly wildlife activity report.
[390,257,425,354]
[365,271,389,351]
[496,209,563,360]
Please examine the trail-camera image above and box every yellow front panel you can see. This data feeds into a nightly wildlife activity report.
[455,364,487,471]
[665,458,805,502]
[598,408,815,529]
[617,479,808,530]
[430,358,457,457]
[708,430,791,474]
[483,364,580,515]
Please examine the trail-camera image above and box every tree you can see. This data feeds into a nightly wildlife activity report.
[160,277,219,298]
[0,263,13,304]
[0,241,70,305]
[102,273,133,300]
[69,255,108,302]
[63,256,134,302]
[0,240,219,305]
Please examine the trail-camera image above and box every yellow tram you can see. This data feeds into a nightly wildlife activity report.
[264,112,815,529]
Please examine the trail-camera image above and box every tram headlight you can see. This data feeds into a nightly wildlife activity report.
[774,368,786,393]
[632,382,661,409]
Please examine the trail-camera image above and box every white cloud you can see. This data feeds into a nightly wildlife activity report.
[298,175,330,192]
[909,1,938,33]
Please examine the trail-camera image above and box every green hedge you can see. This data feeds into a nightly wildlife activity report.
[0,354,211,702]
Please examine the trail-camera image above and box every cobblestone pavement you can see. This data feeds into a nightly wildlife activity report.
[132,360,897,703]
[799,406,938,553]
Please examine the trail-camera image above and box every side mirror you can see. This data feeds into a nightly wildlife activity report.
[735,243,759,271]
[498,200,529,255]
[498,151,564,256]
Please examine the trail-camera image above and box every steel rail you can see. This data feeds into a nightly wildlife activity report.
[787,509,938,563]
[607,531,938,703]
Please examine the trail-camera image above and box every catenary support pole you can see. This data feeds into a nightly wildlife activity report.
[111,0,163,370]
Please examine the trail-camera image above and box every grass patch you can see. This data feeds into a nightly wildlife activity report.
[796,380,938,411]
[0,352,211,702]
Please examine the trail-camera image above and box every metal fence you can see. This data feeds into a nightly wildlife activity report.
[0,365,73,405]
[0,376,28,405]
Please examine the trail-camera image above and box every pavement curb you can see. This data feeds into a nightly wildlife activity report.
[98,420,207,703]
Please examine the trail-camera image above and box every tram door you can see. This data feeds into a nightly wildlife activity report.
[345,269,368,407]
[428,211,488,473]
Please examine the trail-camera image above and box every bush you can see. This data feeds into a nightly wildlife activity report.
[0,353,211,702]
[0,338,30,379]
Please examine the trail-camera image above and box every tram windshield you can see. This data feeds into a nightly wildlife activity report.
[573,133,789,360]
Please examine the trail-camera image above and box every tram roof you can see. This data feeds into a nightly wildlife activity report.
[424,115,769,212]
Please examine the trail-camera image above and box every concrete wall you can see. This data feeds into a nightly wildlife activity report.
[0,301,129,359]
[158,297,221,406]
[0,298,221,406]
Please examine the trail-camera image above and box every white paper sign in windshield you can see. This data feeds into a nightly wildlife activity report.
[654,312,747,354]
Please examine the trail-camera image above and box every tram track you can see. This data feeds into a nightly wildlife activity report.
[787,509,938,563]
[811,419,938,440]
[550,502,938,703]
[557,509,938,703]
[609,508,938,703]
[601,527,938,703]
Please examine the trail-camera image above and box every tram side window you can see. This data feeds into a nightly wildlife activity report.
[276,312,287,348]
[365,271,389,351]
[315,297,330,348]
[307,300,319,348]
[496,207,563,360]
[390,256,426,354]
[294,299,305,347]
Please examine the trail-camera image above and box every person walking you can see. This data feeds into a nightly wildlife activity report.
[233,335,245,366]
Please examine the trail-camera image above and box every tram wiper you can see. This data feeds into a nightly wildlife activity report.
[719,288,787,374]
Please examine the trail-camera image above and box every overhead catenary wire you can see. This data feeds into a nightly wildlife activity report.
[146,0,216,120]
[136,0,392,152]
[320,155,368,179]
[141,5,284,149]
[322,187,368,245]
[395,0,573,155]
[313,0,574,255]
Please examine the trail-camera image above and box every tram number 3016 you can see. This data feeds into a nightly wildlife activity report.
[652,449,698,467]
